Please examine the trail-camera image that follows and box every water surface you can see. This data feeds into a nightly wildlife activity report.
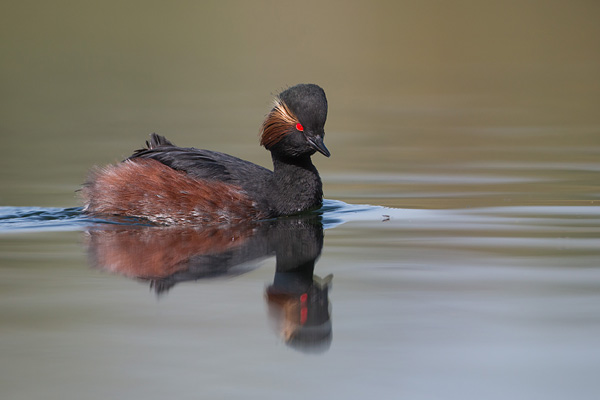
[1,200,599,400]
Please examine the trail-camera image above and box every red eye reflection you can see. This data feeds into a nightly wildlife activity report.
[295,123,304,131]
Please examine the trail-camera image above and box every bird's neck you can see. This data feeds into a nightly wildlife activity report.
[270,154,323,216]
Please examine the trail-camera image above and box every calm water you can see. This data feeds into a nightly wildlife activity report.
[1,203,599,400]
[2,1,600,400]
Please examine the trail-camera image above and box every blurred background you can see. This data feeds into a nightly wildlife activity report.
[1,0,599,208]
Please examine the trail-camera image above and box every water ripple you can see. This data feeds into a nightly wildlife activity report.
[0,206,139,233]
[1,201,598,237]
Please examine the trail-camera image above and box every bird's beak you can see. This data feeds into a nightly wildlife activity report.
[308,136,331,157]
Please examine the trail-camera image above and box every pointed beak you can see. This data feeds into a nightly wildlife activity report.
[308,136,331,157]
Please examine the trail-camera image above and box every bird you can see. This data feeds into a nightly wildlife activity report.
[81,83,330,225]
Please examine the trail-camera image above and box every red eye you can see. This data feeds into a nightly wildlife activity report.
[295,123,304,131]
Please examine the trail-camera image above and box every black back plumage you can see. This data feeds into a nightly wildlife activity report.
[131,135,233,181]
[129,134,274,211]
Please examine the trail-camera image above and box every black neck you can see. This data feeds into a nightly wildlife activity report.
[270,154,323,216]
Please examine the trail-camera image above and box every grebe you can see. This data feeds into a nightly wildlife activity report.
[82,84,329,225]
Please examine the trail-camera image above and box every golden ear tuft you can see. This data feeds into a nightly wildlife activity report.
[260,99,299,149]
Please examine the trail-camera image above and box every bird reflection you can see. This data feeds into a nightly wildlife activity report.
[84,214,332,352]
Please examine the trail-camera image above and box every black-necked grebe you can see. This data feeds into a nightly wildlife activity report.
[82,83,329,225]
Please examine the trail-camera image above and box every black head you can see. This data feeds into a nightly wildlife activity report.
[260,84,330,158]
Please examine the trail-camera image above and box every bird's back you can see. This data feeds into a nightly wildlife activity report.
[82,134,275,224]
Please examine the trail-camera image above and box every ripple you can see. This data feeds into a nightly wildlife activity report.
[0,206,144,233]
[1,201,598,237]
